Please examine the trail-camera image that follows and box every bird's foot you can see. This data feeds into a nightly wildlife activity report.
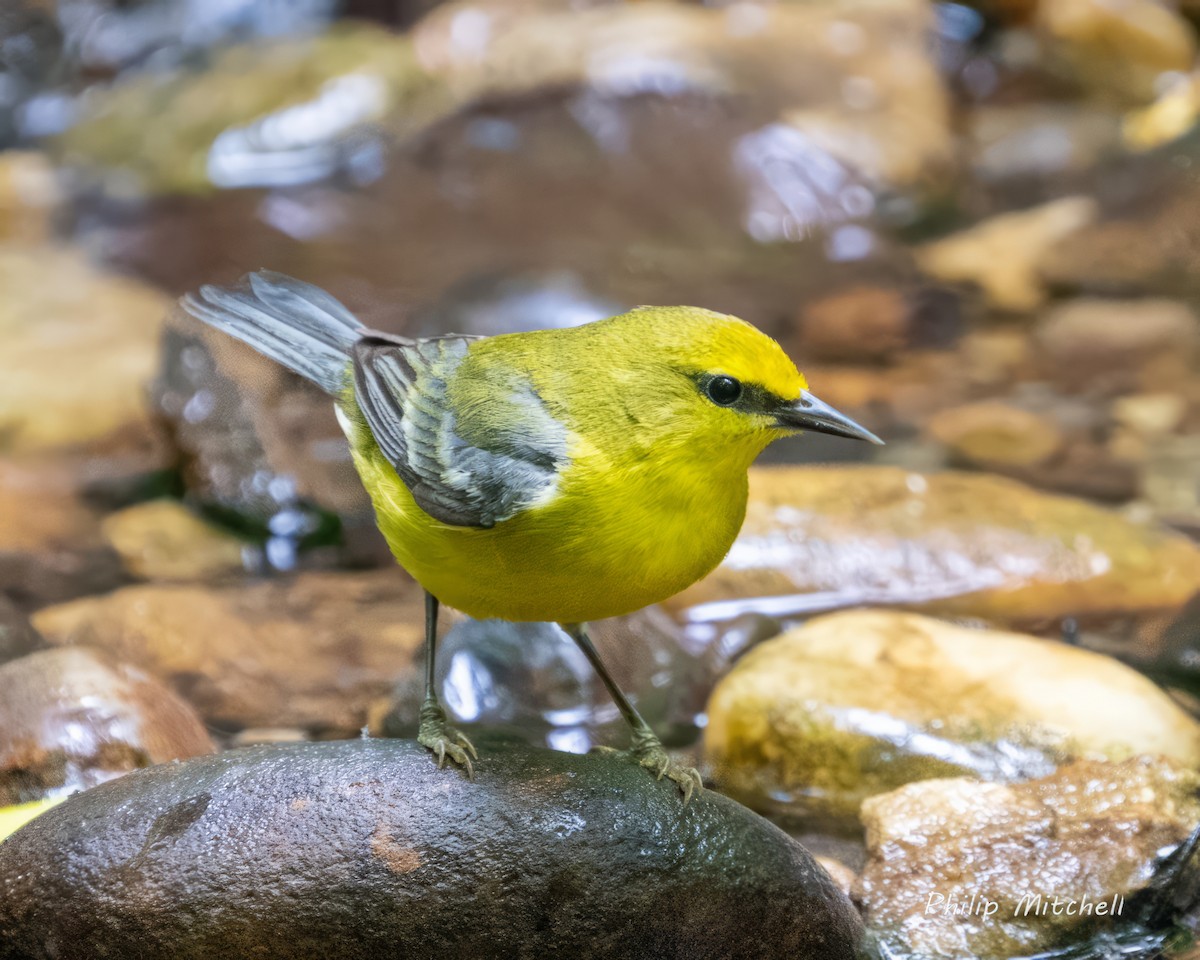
[417,699,477,778]
[599,727,703,804]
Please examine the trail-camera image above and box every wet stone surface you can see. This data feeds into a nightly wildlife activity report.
[0,647,214,805]
[29,570,436,735]
[0,738,863,960]
[670,466,1200,628]
[704,610,1200,828]
[856,756,1200,959]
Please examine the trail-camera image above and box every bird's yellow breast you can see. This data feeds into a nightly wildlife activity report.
[349,418,750,623]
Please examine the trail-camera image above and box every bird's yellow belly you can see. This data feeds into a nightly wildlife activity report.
[351,440,747,624]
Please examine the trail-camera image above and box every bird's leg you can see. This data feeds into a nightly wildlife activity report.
[561,622,702,804]
[417,592,477,777]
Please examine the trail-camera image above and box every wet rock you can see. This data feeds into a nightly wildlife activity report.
[0,2,62,148]
[59,23,446,194]
[1124,70,1200,150]
[0,152,61,244]
[856,757,1200,959]
[0,739,863,960]
[1034,297,1199,395]
[915,197,1098,312]
[100,500,247,582]
[1038,171,1200,298]
[376,607,714,751]
[704,611,1200,826]
[0,596,44,664]
[0,242,168,452]
[0,456,126,609]
[967,104,1124,184]
[926,401,1063,469]
[1035,0,1195,104]
[0,647,214,806]
[31,571,436,734]
[668,466,1200,627]
[154,321,368,535]
[55,0,337,76]
[797,287,913,364]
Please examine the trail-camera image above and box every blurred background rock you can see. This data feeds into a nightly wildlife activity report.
[3,0,1200,956]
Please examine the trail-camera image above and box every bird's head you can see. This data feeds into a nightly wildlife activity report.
[589,306,881,464]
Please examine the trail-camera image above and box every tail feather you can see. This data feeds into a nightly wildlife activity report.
[180,270,364,396]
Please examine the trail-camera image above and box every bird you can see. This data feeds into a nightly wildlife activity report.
[182,271,881,802]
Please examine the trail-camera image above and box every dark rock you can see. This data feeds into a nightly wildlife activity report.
[0,739,862,960]
[378,607,715,751]
[0,595,44,663]
[0,647,215,806]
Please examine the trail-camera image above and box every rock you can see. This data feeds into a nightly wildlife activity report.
[1034,298,1199,394]
[668,466,1200,627]
[31,571,437,734]
[376,607,715,750]
[967,104,1124,184]
[0,152,61,244]
[815,857,857,897]
[0,243,168,452]
[100,500,247,582]
[1035,0,1195,104]
[0,647,214,806]
[1124,71,1200,150]
[0,596,44,664]
[1038,171,1200,298]
[0,739,862,960]
[797,287,912,364]
[153,321,369,535]
[926,401,1063,469]
[0,456,126,609]
[856,757,1200,959]
[59,23,446,194]
[1113,393,1188,439]
[915,197,1098,312]
[704,611,1200,826]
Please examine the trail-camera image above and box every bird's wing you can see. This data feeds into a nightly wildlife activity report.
[351,333,569,528]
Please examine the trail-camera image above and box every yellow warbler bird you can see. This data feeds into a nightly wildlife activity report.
[183,271,880,800]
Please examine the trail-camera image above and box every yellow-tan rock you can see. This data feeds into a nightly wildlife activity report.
[669,466,1200,625]
[857,757,1200,958]
[1036,0,1195,104]
[926,401,1063,468]
[101,500,246,582]
[915,197,1097,311]
[704,611,1200,823]
[0,243,168,451]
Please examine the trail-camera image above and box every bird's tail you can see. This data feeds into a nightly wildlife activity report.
[180,270,364,396]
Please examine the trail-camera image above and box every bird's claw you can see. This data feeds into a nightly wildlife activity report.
[597,732,703,805]
[418,700,477,778]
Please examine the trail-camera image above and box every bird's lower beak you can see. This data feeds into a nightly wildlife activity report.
[776,390,884,444]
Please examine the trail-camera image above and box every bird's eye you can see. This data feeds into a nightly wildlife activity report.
[706,375,743,407]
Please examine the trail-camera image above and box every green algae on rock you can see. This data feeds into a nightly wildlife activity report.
[669,466,1200,627]
[704,611,1200,827]
[0,738,862,960]
[856,757,1200,959]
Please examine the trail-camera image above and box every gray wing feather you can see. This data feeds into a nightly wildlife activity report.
[352,337,568,528]
[182,270,363,395]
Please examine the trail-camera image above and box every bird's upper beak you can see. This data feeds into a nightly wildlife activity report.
[776,390,884,444]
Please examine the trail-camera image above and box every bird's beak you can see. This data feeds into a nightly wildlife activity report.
[776,390,884,444]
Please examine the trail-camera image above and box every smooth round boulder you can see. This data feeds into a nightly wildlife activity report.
[0,738,862,960]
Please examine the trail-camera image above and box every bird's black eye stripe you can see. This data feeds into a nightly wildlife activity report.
[705,375,742,407]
